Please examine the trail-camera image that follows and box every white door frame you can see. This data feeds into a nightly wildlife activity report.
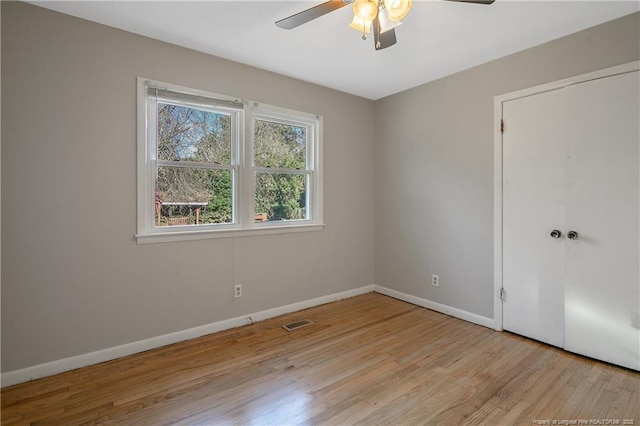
[492,60,640,331]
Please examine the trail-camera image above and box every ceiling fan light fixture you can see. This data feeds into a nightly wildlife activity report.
[275,0,494,51]
[353,0,378,22]
[383,0,412,21]
[377,8,402,33]
[349,15,372,34]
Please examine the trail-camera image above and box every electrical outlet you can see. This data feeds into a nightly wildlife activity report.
[234,284,242,298]
[431,275,439,287]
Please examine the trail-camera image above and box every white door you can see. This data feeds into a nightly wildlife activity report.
[502,70,640,371]
[563,71,640,371]
[502,88,566,348]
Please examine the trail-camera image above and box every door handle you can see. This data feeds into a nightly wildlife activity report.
[550,230,562,238]
[567,230,578,240]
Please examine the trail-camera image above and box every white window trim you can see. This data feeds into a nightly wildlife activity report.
[136,78,324,244]
[248,102,323,230]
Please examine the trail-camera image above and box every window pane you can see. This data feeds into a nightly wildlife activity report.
[255,173,307,222]
[254,119,306,169]
[158,102,231,164]
[156,166,232,226]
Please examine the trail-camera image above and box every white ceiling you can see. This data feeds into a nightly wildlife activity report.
[31,1,639,100]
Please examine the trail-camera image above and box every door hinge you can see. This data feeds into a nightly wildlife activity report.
[500,119,505,134]
[500,288,506,301]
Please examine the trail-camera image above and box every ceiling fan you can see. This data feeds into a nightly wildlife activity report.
[276,0,495,51]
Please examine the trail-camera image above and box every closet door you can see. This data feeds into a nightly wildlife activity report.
[563,71,640,371]
[502,88,566,348]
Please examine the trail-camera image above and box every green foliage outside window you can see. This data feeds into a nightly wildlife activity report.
[254,119,307,221]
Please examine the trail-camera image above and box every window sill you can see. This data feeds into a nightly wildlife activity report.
[135,223,325,244]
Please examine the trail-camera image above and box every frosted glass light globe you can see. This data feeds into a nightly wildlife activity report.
[353,0,378,22]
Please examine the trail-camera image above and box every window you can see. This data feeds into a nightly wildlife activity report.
[137,78,323,243]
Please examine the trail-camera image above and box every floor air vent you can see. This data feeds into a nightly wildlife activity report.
[282,319,314,332]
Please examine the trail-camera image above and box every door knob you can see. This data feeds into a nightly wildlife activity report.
[567,230,579,240]
[550,230,562,238]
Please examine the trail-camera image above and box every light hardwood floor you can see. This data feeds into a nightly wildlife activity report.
[2,293,639,425]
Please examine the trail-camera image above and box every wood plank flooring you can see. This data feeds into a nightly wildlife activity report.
[2,293,639,425]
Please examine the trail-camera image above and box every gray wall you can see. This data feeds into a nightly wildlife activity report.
[1,2,375,372]
[2,1,639,375]
[374,12,640,319]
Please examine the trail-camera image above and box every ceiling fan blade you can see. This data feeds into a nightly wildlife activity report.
[373,16,397,50]
[443,0,495,4]
[275,0,351,30]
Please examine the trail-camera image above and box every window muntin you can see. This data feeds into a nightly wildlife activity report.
[137,78,323,242]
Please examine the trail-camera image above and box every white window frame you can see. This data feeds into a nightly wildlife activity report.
[248,102,322,230]
[136,78,324,244]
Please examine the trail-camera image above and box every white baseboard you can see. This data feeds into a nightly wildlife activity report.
[1,284,375,388]
[374,285,499,330]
